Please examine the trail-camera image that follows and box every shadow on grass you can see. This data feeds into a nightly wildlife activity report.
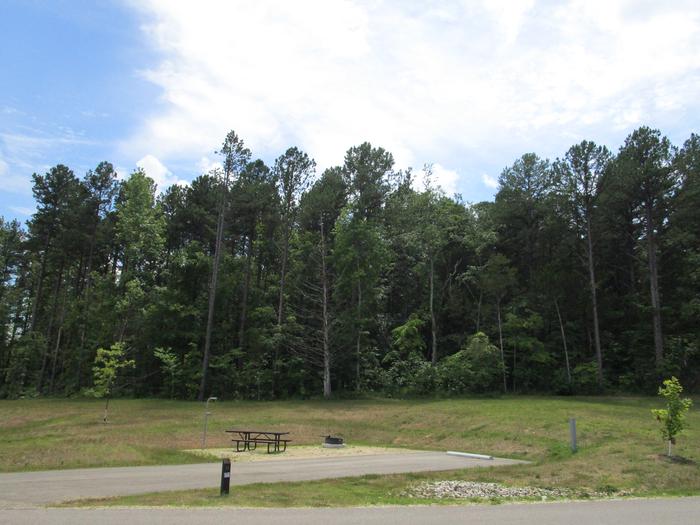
[661,455,697,465]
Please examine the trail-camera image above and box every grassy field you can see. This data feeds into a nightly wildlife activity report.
[2,396,699,506]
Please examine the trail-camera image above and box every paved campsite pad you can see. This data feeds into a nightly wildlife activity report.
[0,451,526,508]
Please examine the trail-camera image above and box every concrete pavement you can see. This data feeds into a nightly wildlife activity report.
[2,497,699,525]
[0,451,525,507]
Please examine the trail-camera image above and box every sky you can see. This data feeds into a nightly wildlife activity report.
[1,0,699,222]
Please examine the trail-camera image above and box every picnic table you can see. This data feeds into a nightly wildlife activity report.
[225,429,291,453]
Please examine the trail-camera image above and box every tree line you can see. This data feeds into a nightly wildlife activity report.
[0,126,698,400]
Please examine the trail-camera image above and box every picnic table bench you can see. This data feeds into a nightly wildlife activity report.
[225,429,291,453]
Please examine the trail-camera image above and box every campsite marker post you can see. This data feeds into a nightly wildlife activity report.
[220,458,231,495]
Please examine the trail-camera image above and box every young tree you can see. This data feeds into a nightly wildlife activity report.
[652,377,693,457]
[154,347,180,398]
[87,342,135,422]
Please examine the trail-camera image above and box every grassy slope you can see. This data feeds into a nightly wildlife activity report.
[2,396,699,505]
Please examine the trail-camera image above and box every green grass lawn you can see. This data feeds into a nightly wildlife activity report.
[2,396,699,506]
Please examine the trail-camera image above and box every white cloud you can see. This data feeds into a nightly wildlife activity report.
[479,0,535,46]
[197,156,222,174]
[122,0,700,198]
[1,132,93,150]
[432,164,459,195]
[0,155,31,193]
[9,205,35,216]
[114,166,129,181]
[0,130,98,195]
[136,154,188,191]
[413,163,460,195]
[482,173,499,189]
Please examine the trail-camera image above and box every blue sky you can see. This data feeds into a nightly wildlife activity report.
[2,0,700,223]
[1,0,158,218]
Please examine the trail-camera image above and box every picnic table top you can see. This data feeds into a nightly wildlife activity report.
[225,429,290,436]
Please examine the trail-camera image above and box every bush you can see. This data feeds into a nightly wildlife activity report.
[437,350,474,394]
[572,362,600,394]
[437,332,502,394]
[382,315,434,395]
[1,334,45,399]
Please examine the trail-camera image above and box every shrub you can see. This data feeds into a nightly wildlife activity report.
[382,315,433,395]
[437,332,502,394]
[572,362,601,394]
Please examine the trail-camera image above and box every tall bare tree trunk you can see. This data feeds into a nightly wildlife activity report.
[356,274,362,390]
[198,169,229,401]
[77,221,100,389]
[49,325,63,394]
[38,260,64,391]
[29,233,51,333]
[476,289,483,332]
[429,255,437,365]
[586,218,603,387]
[512,343,517,392]
[238,235,253,350]
[320,217,331,398]
[277,223,290,326]
[497,299,506,393]
[554,298,572,387]
[646,205,664,367]
[49,284,69,394]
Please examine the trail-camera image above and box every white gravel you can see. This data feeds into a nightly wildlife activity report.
[403,481,618,500]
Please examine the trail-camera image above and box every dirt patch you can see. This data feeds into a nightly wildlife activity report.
[183,445,424,462]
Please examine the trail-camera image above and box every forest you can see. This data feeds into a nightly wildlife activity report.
[0,126,698,400]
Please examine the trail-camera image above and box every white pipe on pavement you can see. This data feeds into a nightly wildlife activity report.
[446,451,493,460]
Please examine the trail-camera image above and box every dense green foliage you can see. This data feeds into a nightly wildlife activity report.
[1,126,699,399]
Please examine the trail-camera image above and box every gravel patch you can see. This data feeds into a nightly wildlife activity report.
[183,445,422,462]
[403,481,622,500]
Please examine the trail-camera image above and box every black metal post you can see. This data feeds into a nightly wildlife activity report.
[220,458,231,495]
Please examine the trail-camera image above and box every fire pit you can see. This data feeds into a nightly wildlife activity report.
[322,435,345,448]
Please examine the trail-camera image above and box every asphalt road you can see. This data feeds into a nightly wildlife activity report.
[1,498,699,525]
[0,452,524,507]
